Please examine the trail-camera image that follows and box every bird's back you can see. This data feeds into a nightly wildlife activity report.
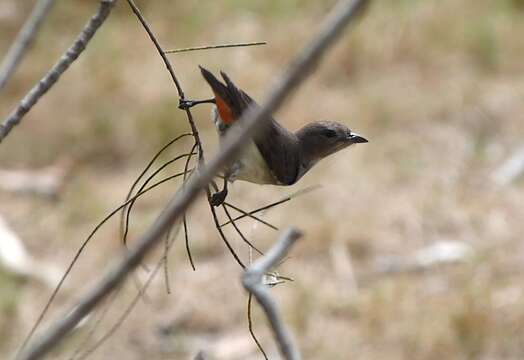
[200,67,301,185]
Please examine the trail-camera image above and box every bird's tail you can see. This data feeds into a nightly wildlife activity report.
[199,66,250,124]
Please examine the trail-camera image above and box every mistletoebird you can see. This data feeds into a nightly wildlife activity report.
[179,66,368,206]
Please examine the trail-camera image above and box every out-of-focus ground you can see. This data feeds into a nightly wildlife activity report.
[1,0,524,359]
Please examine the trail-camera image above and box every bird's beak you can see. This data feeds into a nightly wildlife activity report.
[349,132,368,143]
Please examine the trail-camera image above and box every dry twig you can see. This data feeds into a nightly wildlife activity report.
[164,41,266,54]
[243,228,303,360]
[0,0,56,90]
[0,0,117,143]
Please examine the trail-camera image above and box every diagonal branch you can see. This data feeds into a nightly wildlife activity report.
[0,0,117,143]
[0,0,56,90]
[223,202,278,231]
[17,1,369,358]
[164,41,266,54]
[243,228,303,360]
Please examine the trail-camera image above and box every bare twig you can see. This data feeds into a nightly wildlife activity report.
[222,204,264,256]
[121,152,196,247]
[0,0,117,143]
[125,0,185,99]
[207,186,246,269]
[220,185,321,228]
[0,0,56,90]
[182,143,198,270]
[17,1,368,358]
[224,202,278,231]
[119,133,192,243]
[164,41,267,54]
[247,293,269,360]
[243,228,303,360]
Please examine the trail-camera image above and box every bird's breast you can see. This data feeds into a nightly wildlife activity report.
[211,106,278,185]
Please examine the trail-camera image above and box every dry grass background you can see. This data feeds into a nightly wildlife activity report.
[1,0,524,359]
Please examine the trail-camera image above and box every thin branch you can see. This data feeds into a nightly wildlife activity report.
[182,142,198,271]
[206,187,246,269]
[0,0,117,144]
[224,202,278,231]
[125,0,184,98]
[119,133,192,242]
[17,1,369,358]
[220,185,322,228]
[247,293,269,360]
[122,152,196,247]
[0,0,56,90]
[222,204,264,256]
[125,0,205,165]
[242,228,303,360]
[164,41,267,54]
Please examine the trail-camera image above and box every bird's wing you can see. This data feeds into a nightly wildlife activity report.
[200,67,300,185]
[253,120,301,185]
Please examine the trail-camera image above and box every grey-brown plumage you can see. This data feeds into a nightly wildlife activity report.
[180,67,367,205]
[199,66,367,184]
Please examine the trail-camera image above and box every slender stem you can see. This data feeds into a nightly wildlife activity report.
[243,228,303,360]
[0,0,56,90]
[0,0,117,143]
[223,202,278,231]
[119,133,192,243]
[221,198,291,227]
[165,41,266,54]
[222,204,264,256]
[247,293,269,360]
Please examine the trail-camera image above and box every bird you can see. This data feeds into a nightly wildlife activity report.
[179,66,368,206]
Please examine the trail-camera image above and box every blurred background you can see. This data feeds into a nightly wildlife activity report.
[1,0,524,359]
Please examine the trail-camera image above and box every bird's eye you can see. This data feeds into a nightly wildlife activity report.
[323,129,337,138]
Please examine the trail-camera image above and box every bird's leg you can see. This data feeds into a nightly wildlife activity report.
[178,98,215,110]
[210,176,228,207]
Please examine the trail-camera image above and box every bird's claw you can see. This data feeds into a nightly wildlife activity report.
[210,189,228,207]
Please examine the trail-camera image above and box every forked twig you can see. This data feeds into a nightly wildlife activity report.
[18,0,369,357]
[224,202,278,231]
[0,0,117,143]
[164,41,267,54]
[220,185,322,228]
[121,152,196,246]
[243,228,303,360]
[0,0,56,90]
[206,187,246,269]
[222,204,264,256]
[119,133,192,243]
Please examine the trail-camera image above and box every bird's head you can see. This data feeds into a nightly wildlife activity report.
[296,120,367,166]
